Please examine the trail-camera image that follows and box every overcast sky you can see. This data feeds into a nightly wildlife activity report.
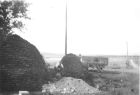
[18,0,140,55]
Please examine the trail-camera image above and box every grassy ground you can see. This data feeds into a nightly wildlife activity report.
[0,67,139,95]
[93,67,139,95]
[44,67,139,95]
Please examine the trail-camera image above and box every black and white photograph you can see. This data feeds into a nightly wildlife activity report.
[0,0,139,95]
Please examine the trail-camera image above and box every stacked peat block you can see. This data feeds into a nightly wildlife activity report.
[60,53,87,79]
[0,34,49,92]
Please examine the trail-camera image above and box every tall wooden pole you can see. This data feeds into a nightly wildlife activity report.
[126,42,128,61]
[65,0,67,55]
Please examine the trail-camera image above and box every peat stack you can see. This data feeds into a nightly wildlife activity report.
[60,53,87,78]
[0,34,49,92]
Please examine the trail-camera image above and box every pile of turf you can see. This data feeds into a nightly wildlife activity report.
[42,77,99,94]
[0,34,50,92]
[60,53,87,78]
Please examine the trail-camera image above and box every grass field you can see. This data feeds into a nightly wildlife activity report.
[93,67,139,95]
[43,54,139,95]
[46,67,139,95]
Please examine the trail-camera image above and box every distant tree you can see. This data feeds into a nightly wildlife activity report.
[0,0,30,43]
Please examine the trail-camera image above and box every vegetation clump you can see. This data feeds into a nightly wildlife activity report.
[0,0,30,43]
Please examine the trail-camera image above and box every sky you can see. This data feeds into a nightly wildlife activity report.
[18,0,140,55]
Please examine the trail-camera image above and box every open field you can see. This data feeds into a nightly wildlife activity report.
[1,53,139,95]
[42,54,139,95]
[0,67,138,95]
[42,67,139,95]
[91,67,139,95]
[51,67,139,95]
